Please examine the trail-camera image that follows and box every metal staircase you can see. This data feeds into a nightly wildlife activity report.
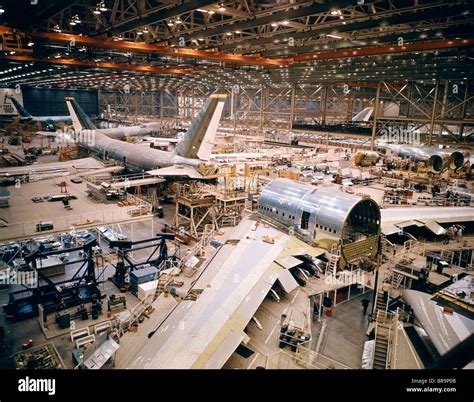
[390,271,405,289]
[374,289,388,313]
[373,323,391,369]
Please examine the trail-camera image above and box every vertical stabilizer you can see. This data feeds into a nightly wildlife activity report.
[175,94,226,160]
[65,97,97,131]
[6,94,32,119]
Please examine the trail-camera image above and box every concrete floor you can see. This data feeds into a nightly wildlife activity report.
[0,213,179,369]
[313,291,374,369]
[0,175,137,240]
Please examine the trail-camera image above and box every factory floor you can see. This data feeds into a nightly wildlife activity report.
[0,214,178,369]
[312,291,374,369]
[0,174,138,240]
[0,207,242,369]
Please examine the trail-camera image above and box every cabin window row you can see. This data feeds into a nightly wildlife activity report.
[259,205,296,220]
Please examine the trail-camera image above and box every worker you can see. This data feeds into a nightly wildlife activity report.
[444,226,453,244]
[361,298,370,315]
[381,281,392,303]
[456,226,463,243]
[123,271,130,293]
[313,301,320,319]
[368,327,376,341]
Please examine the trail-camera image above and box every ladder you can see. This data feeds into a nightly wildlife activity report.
[326,254,339,276]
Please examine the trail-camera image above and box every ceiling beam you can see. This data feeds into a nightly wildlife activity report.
[0,54,192,75]
[220,3,470,50]
[292,38,473,63]
[108,0,219,35]
[180,0,379,42]
[0,26,288,66]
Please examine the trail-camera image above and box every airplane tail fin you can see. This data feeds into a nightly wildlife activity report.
[6,94,32,119]
[65,97,97,131]
[175,94,226,161]
[352,107,374,122]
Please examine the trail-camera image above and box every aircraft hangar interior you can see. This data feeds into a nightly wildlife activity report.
[0,0,473,391]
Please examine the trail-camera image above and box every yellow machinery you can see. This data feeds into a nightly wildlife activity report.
[58,145,78,161]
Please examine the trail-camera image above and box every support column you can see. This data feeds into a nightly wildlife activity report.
[459,81,469,140]
[346,91,353,123]
[370,82,381,151]
[428,80,439,146]
[289,84,296,131]
[321,85,328,125]
[159,90,164,126]
[440,80,449,136]
[259,85,265,132]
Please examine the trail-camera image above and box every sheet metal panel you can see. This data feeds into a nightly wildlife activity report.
[402,290,472,355]
[277,268,300,294]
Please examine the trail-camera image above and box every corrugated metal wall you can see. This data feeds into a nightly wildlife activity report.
[22,88,98,117]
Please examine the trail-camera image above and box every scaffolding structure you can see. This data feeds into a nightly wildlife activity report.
[173,181,248,238]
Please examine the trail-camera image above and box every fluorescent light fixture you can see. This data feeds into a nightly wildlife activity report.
[327,34,342,39]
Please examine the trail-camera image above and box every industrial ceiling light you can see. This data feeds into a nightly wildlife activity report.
[208,10,215,14]
[99,2,107,12]
[27,40,34,47]
[175,18,182,24]
[93,7,101,15]
[167,20,173,26]
[282,20,289,25]
[143,27,149,33]
[0,5,5,14]
[218,3,226,11]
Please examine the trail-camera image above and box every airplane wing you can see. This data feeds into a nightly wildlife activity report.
[146,165,203,179]
[402,289,474,356]
[126,218,316,369]
[35,130,73,139]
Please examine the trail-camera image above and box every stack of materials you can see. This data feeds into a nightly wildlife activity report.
[130,266,158,296]
[137,280,158,301]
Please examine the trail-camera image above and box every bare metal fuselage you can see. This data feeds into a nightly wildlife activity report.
[87,130,200,171]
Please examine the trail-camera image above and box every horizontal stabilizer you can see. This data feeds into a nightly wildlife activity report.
[147,165,203,179]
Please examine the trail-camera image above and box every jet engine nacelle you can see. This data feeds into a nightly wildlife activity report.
[448,150,470,171]
[353,151,380,167]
